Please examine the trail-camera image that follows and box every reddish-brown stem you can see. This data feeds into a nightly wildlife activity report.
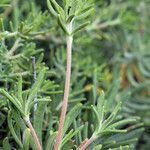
[76,138,88,150]
[54,36,73,150]
[77,136,97,150]
[25,118,42,150]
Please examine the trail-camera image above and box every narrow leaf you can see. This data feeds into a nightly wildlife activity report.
[62,125,84,147]
[33,102,48,146]
[71,22,90,35]
[76,8,94,20]
[47,0,57,17]
[51,0,64,15]
[66,15,75,24]
[18,75,23,104]
[27,69,46,108]
[57,15,69,35]
[7,112,23,148]
[3,137,10,150]
[45,132,57,150]
[0,89,24,115]
[102,102,122,129]
[62,103,82,136]
[23,128,30,150]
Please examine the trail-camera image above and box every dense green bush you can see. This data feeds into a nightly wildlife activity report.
[0,0,149,150]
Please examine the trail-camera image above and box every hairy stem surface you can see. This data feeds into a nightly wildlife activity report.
[54,36,73,150]
[25,118,42,150]
[77,136,97,150]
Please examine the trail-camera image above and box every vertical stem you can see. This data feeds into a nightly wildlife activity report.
[76,138,88,150]
[25,118,42,150]
[54,36,73,150]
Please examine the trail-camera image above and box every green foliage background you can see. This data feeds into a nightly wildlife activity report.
[0,0,149,149]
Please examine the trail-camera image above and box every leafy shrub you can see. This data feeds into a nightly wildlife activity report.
[0,0,149,150]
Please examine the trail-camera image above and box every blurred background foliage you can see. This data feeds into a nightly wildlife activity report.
[0,0,149,149]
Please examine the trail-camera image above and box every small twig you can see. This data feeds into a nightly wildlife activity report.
[24,118,42,150]
[76,138,88,150]
[7,54,22,60]
[77,136,97,150]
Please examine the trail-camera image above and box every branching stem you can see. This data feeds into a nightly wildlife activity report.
[77,135,97,150]
[25,118,42,150]
[54,35,73,150]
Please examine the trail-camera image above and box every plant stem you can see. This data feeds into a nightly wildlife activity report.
[77,135,97,150]
[54,35,73,150]
[76,138,88,150]
[25,118,42,150]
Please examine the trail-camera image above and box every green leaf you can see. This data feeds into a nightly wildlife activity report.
[76,8,94,20]
[83,122,88,140]
[131,81,150,93]
[0,89,24,116]
[45,132,57,150]
[93,144,102,150]
[102,102,122,129]
[71,21,90,35]
[57,15,69,35]
[97,91,105,114]
[61,129,74,146]
[11,110,36,150]
[36,53,44,66]
[11,109,27,131]
[0,18,5,31]
[7,111,23,149]
[127,66,139,87]
[62,103,82,137]
[99,129,127,136]
[62,125,84,147]
[23,128,30,150]
[138,61,150,77]
[105,138,138,149]
[91,105,101,132]
[28,97,51,112]
[105,79,120,111]
[18,75,23,104]
[77,5,94,15]
[47,0,57,17]
[3,137,10,150]
[26,69,46,111]
[33,101,48,146]
[108,118,137,129]
[66,15,75,24]
[0,4,11,7]
[51,0,64,15]
[93,68,98,105]
[107,128,144,144]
